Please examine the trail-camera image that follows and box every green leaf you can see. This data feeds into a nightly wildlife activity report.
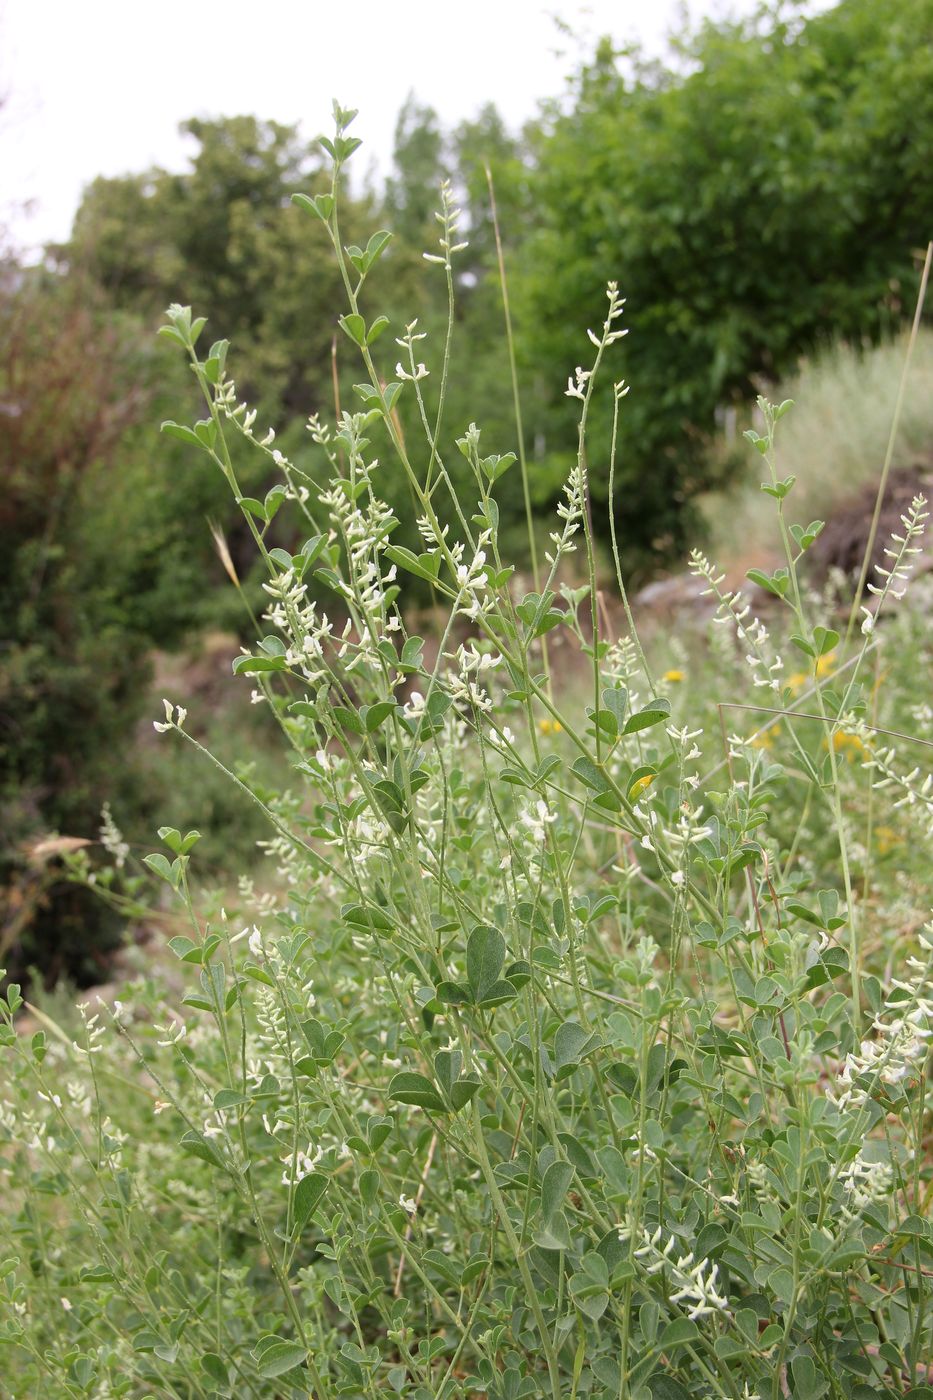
[143,852,178,886]
[332,705,364,735]
[555,1021,600,1070]
[483,451,517,484]
[505,959,532,990]
[433,1049,461,1096]
[760,473,796,499]
[181,993,213,1012]
[179,1131,225,1169]
[338,313,366,346]
[366,315,390,345]
[264,485,287,521]
[157,324,187,348]
[293,1172,328,1232]
[355,1167,377,1205]
[363,700,397,733]
[200,1353,228,1384]
[569,1274,609,1320]
[477,980,518,1010]
[647,1377,691,1400]
[292,191,334,222]
[168,936,200,963]
[813,625,839,657]
[387,1072,446,1113]
[602,685,628,726]
[659,1318,699,1349]
[347,228,393,276]
[466,925,506,1003]
[622,698,671,734]
[534,1213,572,1252]
[571,756,621,810]
[160,420,202,447]
[255,1341,307,1378]
[450,1075,481,1111]
[385,545,441,584]
[365,228,392,264]
[213,1089,248,1111]
[541,1159,574,1222]
[747,566,789,598]
[232,654,287,675]
[435,980,471,1005]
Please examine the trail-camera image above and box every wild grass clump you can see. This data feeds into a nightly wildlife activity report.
[701,328,933,562]
[1,105,932,1400]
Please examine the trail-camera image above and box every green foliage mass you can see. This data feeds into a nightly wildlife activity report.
[0,265,262,984]
[515,0,933,568]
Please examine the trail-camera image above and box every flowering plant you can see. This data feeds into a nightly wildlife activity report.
[1,104,931,1400]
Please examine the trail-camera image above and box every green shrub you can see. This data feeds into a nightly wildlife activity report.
[517,0,933,571]
[1,107,931,1399]
[0,262,269,986]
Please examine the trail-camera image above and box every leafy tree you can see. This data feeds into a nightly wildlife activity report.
[384,94,447,247]
[0,254,272,985]
[516,0,933,572]
[0,266,154,982]
[67,116,375,414]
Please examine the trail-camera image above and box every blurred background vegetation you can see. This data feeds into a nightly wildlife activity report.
[2,0,933,986]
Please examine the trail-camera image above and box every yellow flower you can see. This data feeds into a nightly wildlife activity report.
[539,718,562,736]
[827,729,869,759]
[751,721,781,750]
[663,669,685,683]
[788,652,835,694]
[874,825,902,856]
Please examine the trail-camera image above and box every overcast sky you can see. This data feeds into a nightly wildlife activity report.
[2,0,766,255]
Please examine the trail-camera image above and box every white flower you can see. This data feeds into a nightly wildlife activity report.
[153,698,187,733]
[403,691,426,719]
[838,1153,893,1219]
[396,360,429,382]
[565,366,592,400]
[620,1221,730,1319]
[72,1005,105,1056]
[283,1143,322,1186]
[155,1018,187,1048]
[522,799,557,844]
[399,1192,418,1215]
[99,803,129,868]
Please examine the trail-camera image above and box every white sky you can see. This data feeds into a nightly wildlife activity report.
[2,0,763,255]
